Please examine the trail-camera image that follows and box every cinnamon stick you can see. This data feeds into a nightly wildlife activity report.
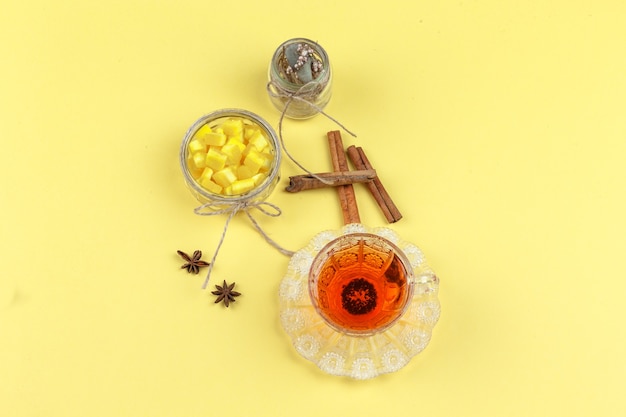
[346,145,403,223]
[327,131,360,224]
[285,169,377,193]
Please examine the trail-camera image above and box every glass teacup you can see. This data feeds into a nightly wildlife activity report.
[309,233,415,336]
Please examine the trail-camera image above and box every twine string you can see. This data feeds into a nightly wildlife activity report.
[244,207,295,257]
[194,200,294,289]
[267,80,357,185]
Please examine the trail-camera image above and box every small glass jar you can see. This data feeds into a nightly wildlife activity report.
[267,38,333,119]
[179,109,281,206]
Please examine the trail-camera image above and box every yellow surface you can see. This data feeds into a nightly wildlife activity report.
[1,1,625,416]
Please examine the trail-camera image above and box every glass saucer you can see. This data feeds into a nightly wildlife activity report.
[278,223,440,379]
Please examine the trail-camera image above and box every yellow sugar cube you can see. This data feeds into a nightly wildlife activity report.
[191,151,207,169]
[229,131,243,142]
[193,124,213,140]
[212,167,237,188]
[243,149,264,174]
[202,131,227,146]
[200,178,222,194]
[259,152,274,172]
[242,142,255,157]
[189,166,203,179]
[188,138,206,154]
[221,142,243,166]
[236,165,255,180]
[221,118,243,137]
[230,178,256,195]
[226,137,246,152]
[251,173,267,186]
[205,147,227,171]
[248,130,269,151]
[187,153,198,170]
[199,167,214,183]
[244,126,257,139]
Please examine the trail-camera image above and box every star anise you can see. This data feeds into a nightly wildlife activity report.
[211,280,241,307]
[177,250,210,274]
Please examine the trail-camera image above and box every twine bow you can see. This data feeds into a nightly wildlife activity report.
[195,200,295,289]
[267,80,357,184]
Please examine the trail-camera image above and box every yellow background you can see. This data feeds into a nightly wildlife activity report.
[1,1,625,416]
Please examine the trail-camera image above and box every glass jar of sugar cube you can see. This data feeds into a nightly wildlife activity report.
[180,109,281,206]
[267,38,333,119]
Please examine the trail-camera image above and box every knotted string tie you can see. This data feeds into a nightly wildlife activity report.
[267,80,357,184]
[195,200,295,289]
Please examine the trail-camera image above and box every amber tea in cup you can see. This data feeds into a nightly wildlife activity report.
[308,233,414,336]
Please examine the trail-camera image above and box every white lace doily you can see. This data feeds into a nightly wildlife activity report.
[278,224,440,379]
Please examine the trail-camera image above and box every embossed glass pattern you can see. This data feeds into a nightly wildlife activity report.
[279,224,440,379]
